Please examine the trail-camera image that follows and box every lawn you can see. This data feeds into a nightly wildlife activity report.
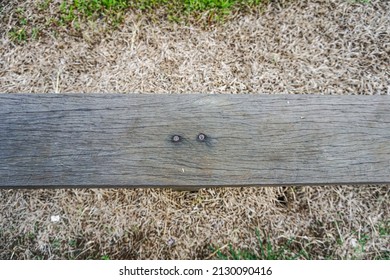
[0,0,389,259]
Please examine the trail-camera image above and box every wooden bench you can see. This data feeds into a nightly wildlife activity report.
[1,94,389,188]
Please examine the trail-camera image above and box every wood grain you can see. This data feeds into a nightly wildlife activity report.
[1,94,389,188]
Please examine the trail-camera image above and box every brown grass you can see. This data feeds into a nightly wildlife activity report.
[0,0,389,259]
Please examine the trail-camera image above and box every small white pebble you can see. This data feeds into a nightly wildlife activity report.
[167,237,175,247]
[350,238,358,248]
[51,215,60,222]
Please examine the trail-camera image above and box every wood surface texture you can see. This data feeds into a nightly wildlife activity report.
[1,94,389,188]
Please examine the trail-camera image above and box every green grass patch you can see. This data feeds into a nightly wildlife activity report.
[7,6,41,43]
[8,0,269,43]
[56,0,266,25]
[213,224,390,260]
[59,0,129,26]
[378,221,389,237]
[211,229,310,260]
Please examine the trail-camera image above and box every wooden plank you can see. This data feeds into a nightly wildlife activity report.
[0,94,389,188]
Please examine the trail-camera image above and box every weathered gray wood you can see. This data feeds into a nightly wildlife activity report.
[0,94,389,188]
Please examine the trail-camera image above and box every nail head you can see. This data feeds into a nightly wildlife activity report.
[198,133,206,141]
[172,135,181,142]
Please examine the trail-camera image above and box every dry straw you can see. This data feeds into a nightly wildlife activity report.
[0,0,389,259]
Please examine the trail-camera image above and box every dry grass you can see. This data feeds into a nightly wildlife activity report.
[0,0,389,259]
[0,186,389,259]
